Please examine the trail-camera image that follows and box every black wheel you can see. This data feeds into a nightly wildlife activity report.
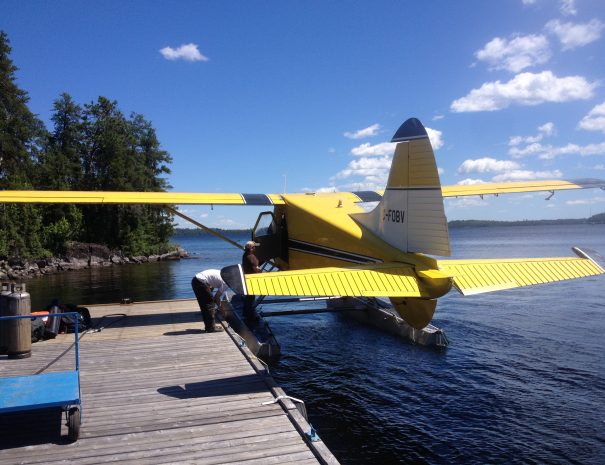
[68,407,81,442]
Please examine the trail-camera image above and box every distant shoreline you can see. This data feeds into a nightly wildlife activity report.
[173,212,605,235]
[447,218,604,228]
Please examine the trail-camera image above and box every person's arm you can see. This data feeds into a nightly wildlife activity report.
[245,254,261,273]
[251,255,261,273]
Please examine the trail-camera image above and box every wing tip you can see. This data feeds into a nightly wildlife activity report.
[572,247,605,273]
[221,264,248,295]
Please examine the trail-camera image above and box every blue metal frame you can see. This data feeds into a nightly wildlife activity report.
[0,313,82,418]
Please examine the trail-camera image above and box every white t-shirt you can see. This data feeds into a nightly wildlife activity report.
[195,269,228,293]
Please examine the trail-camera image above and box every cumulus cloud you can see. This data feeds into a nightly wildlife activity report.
[578,102,605,133]
[457,157,521,174]
[350,126,443,155]
[333,156,392,180]
[301,186,339,193]
[344,124,381,139]
[491,169,563,182]
[475,34,551,72]
[450,71,597,112]
[538,122,556,136]
[457,178,488,185]
[446,197,489,208]
[159,43,208,61]
[545,19,604,50]
[426,127,444,150]
[509,141,605,159]
[350,142,395,157]
[559,0,577,16]
[509,122,556,146]
[566,196,605,205]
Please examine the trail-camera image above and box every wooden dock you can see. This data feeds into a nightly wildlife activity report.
[0,299,339,464]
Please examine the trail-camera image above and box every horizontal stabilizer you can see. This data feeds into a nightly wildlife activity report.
[221,262,428,298]
[439,250,604,296]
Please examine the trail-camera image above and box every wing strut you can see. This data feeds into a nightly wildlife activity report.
[166,207,244,250]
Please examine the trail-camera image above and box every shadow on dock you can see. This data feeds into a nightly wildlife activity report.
[158,373,268,399]
[0,408,67,449]
[92,310,201,329]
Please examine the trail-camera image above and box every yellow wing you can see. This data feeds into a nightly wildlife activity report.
[221,262,426,298]
[1,178,603,205]
[0,191,285,205]
[441,179,605,198]
[0,190,382,205]
[438,247,604,296]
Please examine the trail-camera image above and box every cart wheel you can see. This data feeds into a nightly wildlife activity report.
[68,407,81,442]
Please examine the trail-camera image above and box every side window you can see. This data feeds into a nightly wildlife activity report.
[253,212,275,238]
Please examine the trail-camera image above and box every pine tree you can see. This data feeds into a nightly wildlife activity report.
[38,93,85,253]
[0,31,46,257]
[80,97,174,254]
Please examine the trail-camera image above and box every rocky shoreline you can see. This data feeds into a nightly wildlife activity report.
[0,242,188,281]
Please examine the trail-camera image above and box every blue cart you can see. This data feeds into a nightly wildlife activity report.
[0,312,82,441]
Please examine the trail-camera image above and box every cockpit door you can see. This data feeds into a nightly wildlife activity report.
[252,211,288,266]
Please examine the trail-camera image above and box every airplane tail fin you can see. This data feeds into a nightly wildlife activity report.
[351,118,451,256]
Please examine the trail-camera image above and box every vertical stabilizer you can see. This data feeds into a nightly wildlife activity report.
[351,118,451,256]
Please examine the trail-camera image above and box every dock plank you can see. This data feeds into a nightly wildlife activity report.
[0,299,338,464]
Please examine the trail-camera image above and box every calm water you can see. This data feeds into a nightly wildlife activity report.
[26,225,605,464]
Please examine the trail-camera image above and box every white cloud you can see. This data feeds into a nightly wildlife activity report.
[457,178,488,185]
[475,34,551,73]
[344,124,381,139]
[301,186,338,193]
[559,0,577,16]
[578,102,605,133]
[159,43,208,62]
[538,122,555,136]
[451,71,597,112]
[333,156,392,181]
[350,126,443,154]
[566,196,605,205]
[437,167,445,175]
[594,164,605,170]
[457,157,521,174]
[522,0,537,5]
[350,142,395,156]
[509,122,556,146]
[426,127,444,150]
[432,114,445,121]
[446,197,489,208]
[338,181,387,191]
[545,19,604,50]
[491,169,562,182]
[510,141,605,159]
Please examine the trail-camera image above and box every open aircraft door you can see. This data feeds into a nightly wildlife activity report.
[252,211,288,268]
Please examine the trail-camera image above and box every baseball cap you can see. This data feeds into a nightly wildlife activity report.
[245,241,260,249]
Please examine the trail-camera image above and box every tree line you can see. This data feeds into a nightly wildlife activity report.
[0,31,174,258]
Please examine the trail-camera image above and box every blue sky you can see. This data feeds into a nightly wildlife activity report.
[3,0,605,228]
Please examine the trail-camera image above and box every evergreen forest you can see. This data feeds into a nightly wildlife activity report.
[0,31,175,259]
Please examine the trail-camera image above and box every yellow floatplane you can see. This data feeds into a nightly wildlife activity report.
[2,118,604,335]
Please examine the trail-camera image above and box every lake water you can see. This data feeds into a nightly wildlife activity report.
[26,225,605,464]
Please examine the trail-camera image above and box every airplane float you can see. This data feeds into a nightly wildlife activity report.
[2,118,604,334]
